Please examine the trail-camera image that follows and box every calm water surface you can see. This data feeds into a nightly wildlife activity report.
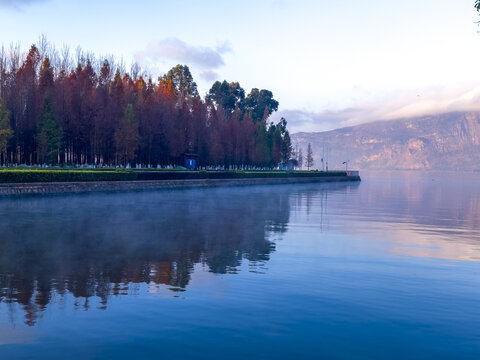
[0,171,479,359]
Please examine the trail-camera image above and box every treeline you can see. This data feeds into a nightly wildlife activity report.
[0,41,293,168]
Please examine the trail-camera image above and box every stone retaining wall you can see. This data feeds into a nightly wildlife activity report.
[0,176,360,196]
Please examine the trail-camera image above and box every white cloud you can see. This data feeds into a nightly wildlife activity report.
[273,84,480,133]
[135,38,232,73]
[199,70,219,82]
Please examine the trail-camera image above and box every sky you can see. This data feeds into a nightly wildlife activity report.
[1,0,480,132]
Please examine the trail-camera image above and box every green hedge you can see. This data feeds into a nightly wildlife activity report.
[136,170,347,180]
[0,169,347,183]
[0,170,137,183]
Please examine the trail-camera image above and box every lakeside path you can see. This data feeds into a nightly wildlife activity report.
[0,175,360,196]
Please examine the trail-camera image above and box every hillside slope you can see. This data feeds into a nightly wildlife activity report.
[292,112,480,171]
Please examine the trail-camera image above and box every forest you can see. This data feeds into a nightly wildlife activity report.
[0,40,293,168]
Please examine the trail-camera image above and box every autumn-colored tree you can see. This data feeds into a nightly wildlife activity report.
[0,40,290,169]
[206,106,224,166]
[236,112,255,166]
[15,45,41,164]
[114,104,139,166]
[94,60,113,165]
[38,57,54,103]
[162,64,198,104]
[103,69,124,164]
[136,76,160,166]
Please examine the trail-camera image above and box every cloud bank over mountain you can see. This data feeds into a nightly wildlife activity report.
[275,84,480,134]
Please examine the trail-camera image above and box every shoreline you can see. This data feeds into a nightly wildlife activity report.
[0,175,360,196]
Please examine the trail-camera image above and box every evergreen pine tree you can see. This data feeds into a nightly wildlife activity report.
[306,143,314,170]
[281,130,292,165]
[36,92,63,165]
[297,148,303,170]
[0,99,13,165]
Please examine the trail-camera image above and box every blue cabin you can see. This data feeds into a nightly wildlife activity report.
[182,153,198,170]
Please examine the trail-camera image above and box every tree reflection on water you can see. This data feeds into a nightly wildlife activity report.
[0,186,303,326]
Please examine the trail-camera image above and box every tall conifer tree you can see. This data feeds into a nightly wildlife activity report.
[0,99,13,165]
[36,92,63,164]
[306,143,314,170]
[115,104,139,166]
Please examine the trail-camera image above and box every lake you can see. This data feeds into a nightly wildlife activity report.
[1,171,479,359]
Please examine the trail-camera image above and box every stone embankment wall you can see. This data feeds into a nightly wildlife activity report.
[0,176,360,196]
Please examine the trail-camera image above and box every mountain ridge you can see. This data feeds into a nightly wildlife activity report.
[291,112,480,171]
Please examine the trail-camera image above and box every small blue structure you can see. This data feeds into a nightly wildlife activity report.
[279,160,297,171]
[186,158,196,169]
[182,153,198,170]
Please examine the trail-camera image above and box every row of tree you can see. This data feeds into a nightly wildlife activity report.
[0,42,293,168]
[291,143,314,170]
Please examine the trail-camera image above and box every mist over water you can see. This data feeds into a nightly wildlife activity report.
[1,173,479,359]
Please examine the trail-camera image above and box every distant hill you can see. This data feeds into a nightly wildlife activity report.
[291,112,480,171]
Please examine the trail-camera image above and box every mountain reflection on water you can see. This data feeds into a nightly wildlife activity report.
[0,185,303,326]
[347,171,480,260]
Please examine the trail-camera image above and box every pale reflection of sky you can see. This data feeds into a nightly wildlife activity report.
[0,327,39,345]
[286,171,480,261]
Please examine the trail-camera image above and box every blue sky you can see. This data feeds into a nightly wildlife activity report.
[1,0,480,132]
